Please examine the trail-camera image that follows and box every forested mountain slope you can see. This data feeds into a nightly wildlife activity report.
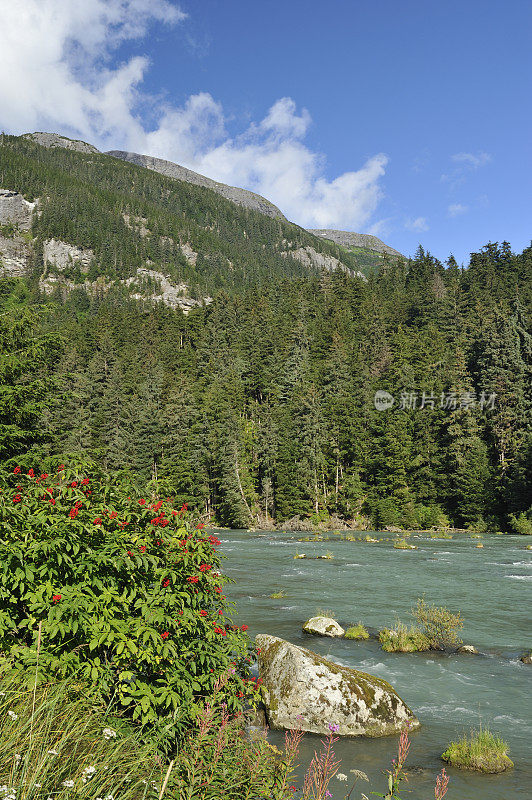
[0,134,377,309]
[106,149,286,220]
[0,133,530,533]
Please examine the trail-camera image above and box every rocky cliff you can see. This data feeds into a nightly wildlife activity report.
[308,229,404,258]
[23,132,99,154]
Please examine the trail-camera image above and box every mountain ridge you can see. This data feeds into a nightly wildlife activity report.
[107,149,287,221]
[22,132,403,261]
[308,229,403,258]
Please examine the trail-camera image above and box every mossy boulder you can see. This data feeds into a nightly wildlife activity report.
[255,634,419,737]
[302,616,345,637]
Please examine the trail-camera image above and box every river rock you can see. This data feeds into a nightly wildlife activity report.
[302,616,345,637]
[457,645,479,654]
[256,634,419,737]
[520,652,532,664]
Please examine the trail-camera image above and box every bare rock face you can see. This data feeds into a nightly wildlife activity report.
[0,235,31,277]
[308,229,403,259]
[43,239,94,273]
[107,150,286,220]
[0,189,36,231]
[123,268,210,314]
[23,132,99,154]
[281,245,366,280]
[256,634,419,737]
[180,242,198,266]
[302,616,345,637]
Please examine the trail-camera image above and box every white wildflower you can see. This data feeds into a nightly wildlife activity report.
[102,727,117,739]
[336,772,348,781]
[7,711,18,721]
[47,749,58,755]
[14,755,21,763]
[62,780,74,788]
[82,766,96,783]
[350,769,369,781]
[104,795,114,800]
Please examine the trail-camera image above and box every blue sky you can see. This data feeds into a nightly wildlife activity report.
[1,0,531,263]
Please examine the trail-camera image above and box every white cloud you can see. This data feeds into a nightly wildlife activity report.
[0,0,389,232]
[451,152,491,169]
[441,150,492,187]
[405,217,429,232]
[448,203,468,217]
[0,0,185,137]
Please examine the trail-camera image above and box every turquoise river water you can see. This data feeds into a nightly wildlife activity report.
[219,529,531,800]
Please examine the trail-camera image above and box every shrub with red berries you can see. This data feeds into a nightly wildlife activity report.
[0,461,255,743]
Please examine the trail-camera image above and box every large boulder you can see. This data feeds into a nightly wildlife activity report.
[256,634,419,737]
[303,616,345,637]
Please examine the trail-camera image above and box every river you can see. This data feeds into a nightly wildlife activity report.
[219,529,531,800]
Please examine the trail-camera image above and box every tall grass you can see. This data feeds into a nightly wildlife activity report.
[379,622,430,652]
[0,669,164,800]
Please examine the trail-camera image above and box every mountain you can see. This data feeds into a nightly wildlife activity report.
[2,133,531,533]
[308,229,403,258]
[23,133,403,263]
[0,133,404,311]
[107,150,286,221]
[23,131,100,154]
[308,229,404,274]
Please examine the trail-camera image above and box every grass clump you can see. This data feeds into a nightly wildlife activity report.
[393,537,417,549]
[344,623,369,640]
[269,589,286,599]
[315,608,337,620]
[441,727,513,773]
[379,622,430,652]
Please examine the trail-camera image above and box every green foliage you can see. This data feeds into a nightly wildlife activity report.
[508,509,532,535]
[412,598,463,649]
[0,301,60,462]
[412,504,449,529]
[269,590,287,599]
[0,463,254,744]
[344,623,369,640]
[441,727,513,773]
[170,671,290,799]
[0,668,163,799]
[378,622,430,653]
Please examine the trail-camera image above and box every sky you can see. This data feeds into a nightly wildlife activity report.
[0,0,530,263]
